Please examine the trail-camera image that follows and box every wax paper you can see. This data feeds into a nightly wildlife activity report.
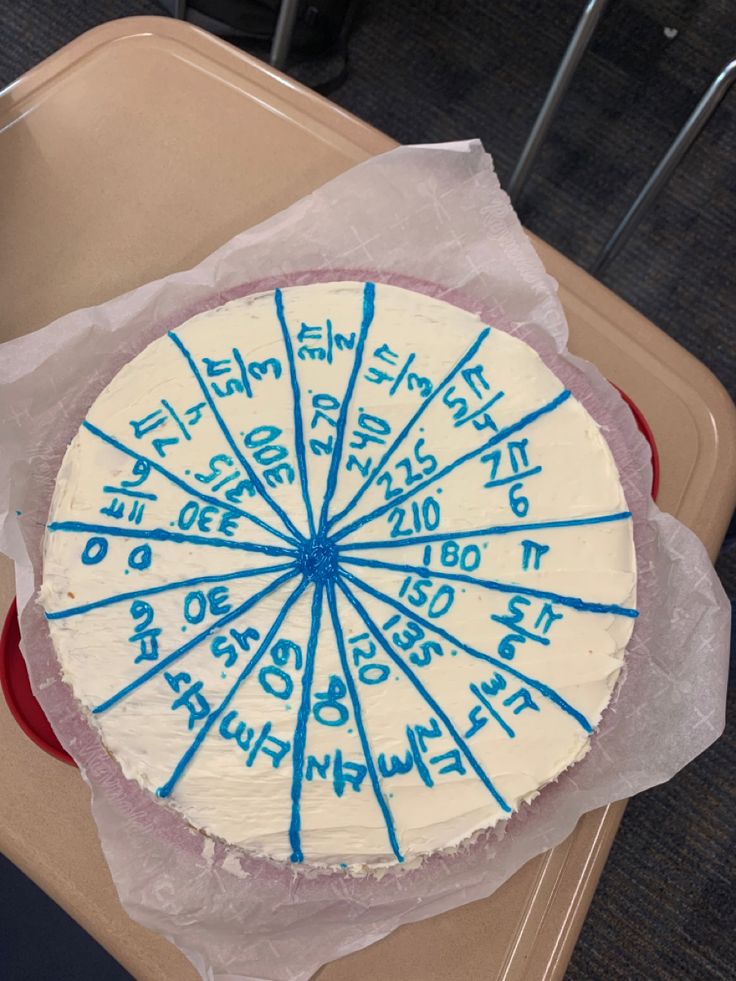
[0,141,730,981]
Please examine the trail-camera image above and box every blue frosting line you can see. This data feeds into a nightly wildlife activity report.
[102,485,156,500]
[231,347,254,399]
[325,317,334,364]
[389,352,415,397]
[47,520,296,558]
[288,581,325,862]
[337,511,633,552]
[274,288,317,537]
[82,420,298,547]
[469,682,515,738]
[327,326,491,533]
[484,466,542,488]
[331,389,573,543]
[326,580,404,862]
[157,576,309,799]
[340,554,638,619]
[336,574,512,814]
[92,568,298,714]
[406,725,434,787]
[46,560,296,620]
[338,566,593,733]
[318,282,375,532]
[160,398,190,440]
[168,330,306,543]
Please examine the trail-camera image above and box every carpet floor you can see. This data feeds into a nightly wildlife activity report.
[1,1,734,979]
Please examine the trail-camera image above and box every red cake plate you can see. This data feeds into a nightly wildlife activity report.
[0,387,659,766]
[615,386,660,501]
[1,598,75,766]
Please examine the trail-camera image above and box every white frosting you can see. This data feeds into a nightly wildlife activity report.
[40,282,637,871]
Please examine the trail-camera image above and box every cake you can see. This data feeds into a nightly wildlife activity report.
[40,281,637,870]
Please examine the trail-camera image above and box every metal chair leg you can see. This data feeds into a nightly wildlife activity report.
[592,57,736,275]
[507,0,610,204]
[270,0,301,71]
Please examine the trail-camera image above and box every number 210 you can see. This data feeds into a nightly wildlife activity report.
[387,496,440,538]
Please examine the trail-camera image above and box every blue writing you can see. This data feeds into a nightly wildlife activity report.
[521,539,550,571]
[312,674,349,726]
[128,543,152,570]
[81,536,108,565]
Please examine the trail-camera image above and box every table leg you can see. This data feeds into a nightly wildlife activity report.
[271,0,302,71]
[593,57,736,274]
[507,0,610,205]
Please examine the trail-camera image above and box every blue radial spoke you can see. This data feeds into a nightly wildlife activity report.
[48,520,297,558]
[288,581,325,862]
[325,580,403,863]
[340,555,638,619]
[332,389,572,544]
[92,568,299,714]
[327,326,491,533]
[168,331,306,542]
[335,575,511,814]
[318,282,375,532]
[157,576,309,799]
[83,420,298,546]
[339,567,592,733]
[46,561,297,620]
[337,512,633,552]
[275,289,316,537]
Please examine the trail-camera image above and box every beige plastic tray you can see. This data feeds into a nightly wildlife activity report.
[1,17,734,981]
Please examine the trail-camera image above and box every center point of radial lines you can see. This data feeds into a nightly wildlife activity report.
[298,535,339,584]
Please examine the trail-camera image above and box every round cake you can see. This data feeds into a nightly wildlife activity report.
[40,281,637,870]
